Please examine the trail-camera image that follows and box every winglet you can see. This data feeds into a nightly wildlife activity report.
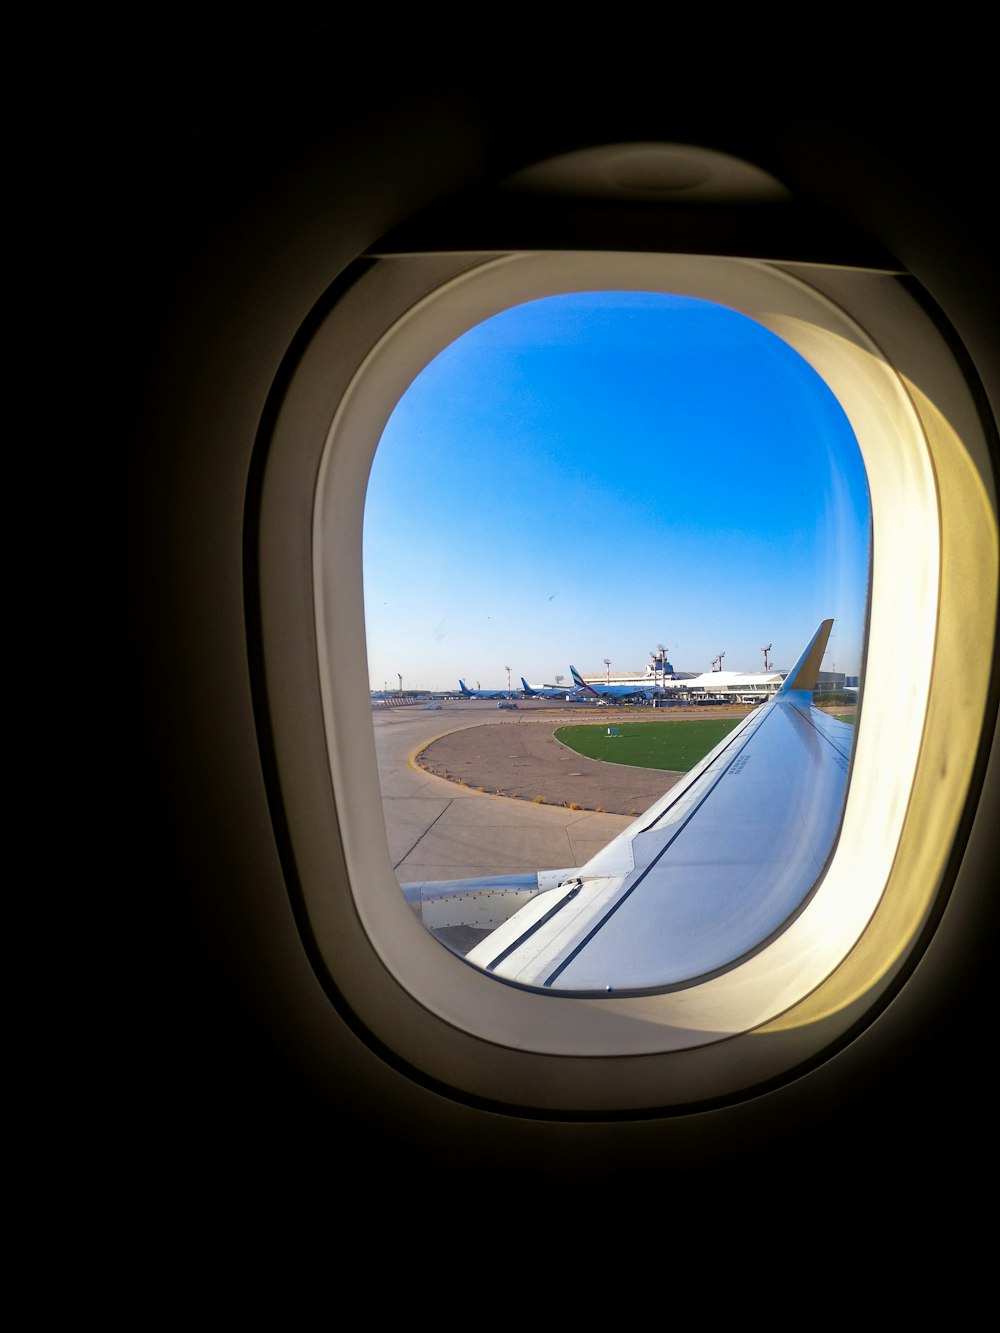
[776,619,833,696]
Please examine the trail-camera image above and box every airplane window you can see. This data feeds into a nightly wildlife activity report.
[267,241,995,1103]
[362,291,870,993]
[237,167,999,1114]
[142,91,997,1136]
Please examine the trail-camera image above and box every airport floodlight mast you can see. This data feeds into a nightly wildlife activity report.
[505,666,511,691]
[762,644,772,671]
[397,673,402,695]
[605,658,611,683]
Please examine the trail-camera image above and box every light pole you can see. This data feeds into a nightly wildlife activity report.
[505,665,511,692]
[604,658,611,683]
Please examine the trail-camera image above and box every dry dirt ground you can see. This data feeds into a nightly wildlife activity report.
[413,707,757,816]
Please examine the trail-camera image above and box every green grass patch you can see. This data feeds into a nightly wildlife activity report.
[555,719,743,771]
[816,705,856,724]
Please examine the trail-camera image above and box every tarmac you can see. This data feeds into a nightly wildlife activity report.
[372,698,753,885]
[414,710,678,814]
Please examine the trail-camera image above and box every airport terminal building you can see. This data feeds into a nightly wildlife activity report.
[577,663,849,704]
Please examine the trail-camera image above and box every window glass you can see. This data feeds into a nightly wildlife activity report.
[363,292,870,989]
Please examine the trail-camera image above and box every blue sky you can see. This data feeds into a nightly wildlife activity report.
[363,292,870,692]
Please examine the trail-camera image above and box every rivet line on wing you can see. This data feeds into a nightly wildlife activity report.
[484,883,583,972]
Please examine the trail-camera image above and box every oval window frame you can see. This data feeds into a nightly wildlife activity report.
[257,249,997,1112]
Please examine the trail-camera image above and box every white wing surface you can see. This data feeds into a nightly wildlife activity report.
[407,621,853,995]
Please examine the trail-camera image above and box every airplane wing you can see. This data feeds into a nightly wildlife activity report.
[407,621,852,995]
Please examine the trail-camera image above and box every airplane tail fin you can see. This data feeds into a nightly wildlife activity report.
[570,665,596,694]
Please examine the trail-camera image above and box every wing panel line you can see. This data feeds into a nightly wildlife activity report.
[484,883,582,972]
[787,699,854,763]
[628,702,770,839]
[541,701,787,987]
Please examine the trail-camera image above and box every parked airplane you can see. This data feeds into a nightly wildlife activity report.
[569,664,658,701]
[102,33,996,1224]
[520,677,577,699]
[410,620,851,989]
[458,679,519,699]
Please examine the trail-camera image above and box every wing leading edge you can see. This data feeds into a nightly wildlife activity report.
[408,621,853,995]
